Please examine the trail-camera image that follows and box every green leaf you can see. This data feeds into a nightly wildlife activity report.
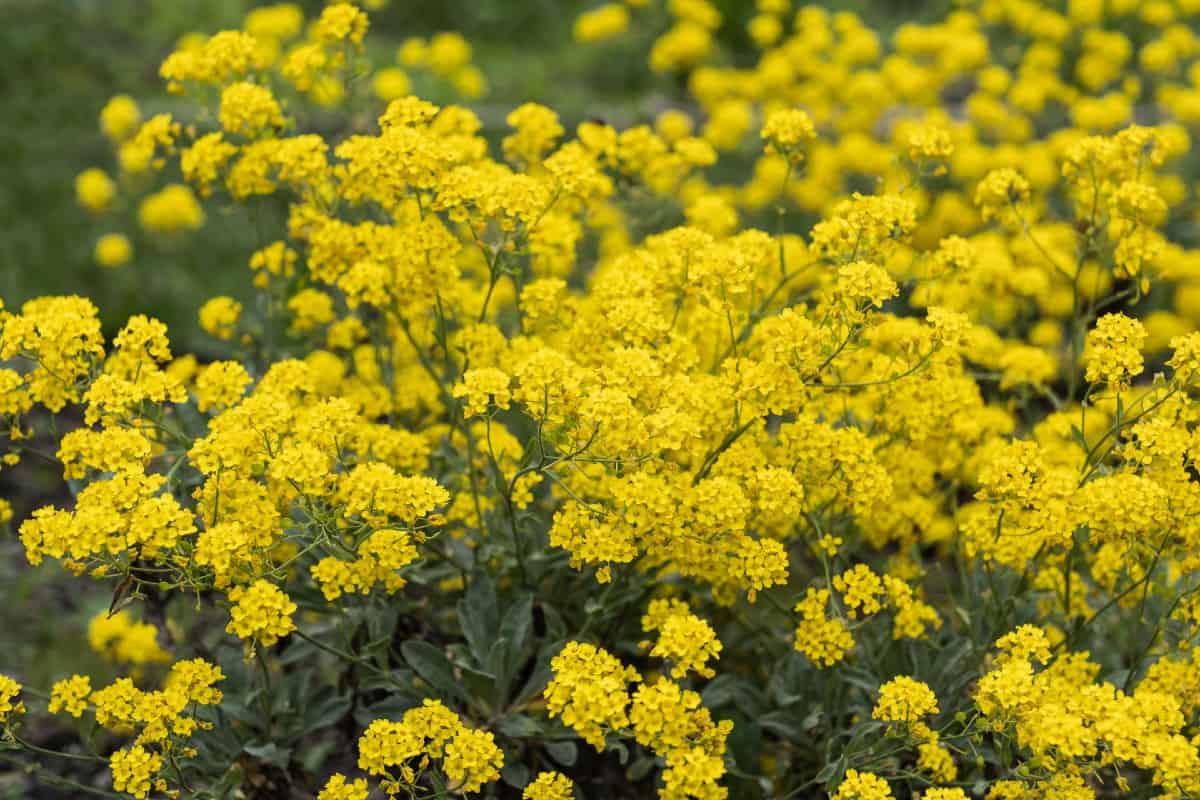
[501,760,530,789]
[242,741,291,769]
[300,739,339,773]
[815,759,841,784]
[455,659,499,681]
[223,695,261,727]
[702,674,740,709]
[499,592,533,646]
[497,714,542,738]
[841,667,879,696]
[545,739,578,766]
[486,636,511,689]
[359,668,416,695]
[759,710,805,741]
[726,711,762,773]
[302,693,353,734]
[211,764,247,798]
[401,640,468,703]
[539,603,568,641]
[627,756,657,782]
[366,605,401,654]
[1069,424,1089,452]
[770,652,810,708]
[459,575,498,666]
[513,638,564,706]
[498,593,534,680]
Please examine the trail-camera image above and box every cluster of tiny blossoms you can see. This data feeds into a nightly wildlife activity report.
[12,0,1200,798]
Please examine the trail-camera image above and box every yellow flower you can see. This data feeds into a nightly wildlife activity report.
[49,674,92,717]
[87,611,172,666]
[76,168,116,213]
[872,676,940,725]
[100,95,141,142]
[974,168,1031,221]
[503,103,564,165]
[832,769,894,800]
[313,3,369,45]
[906,124,954,164]
[574,4,630,44]
[219,81,285,138]
[194,361,251,412]
[198,296,242,341]
[94,233,132,268]
[641,598,723,679]
[225,579,297,646]
[110,745,163,799]
[761,108,816,162]
[833,564,886,619]
[1084,312,1146,386]
[523,772,574,800]
[0,674,24,723]
[923,789,968,800]
[427,31,472,77]
[443,727,504,793]
[793,588,854,667]
[452,368,512,417]
[318,773,369,800]
[372,67,411,101]
[138,184,205,234]
[545,642,640,750]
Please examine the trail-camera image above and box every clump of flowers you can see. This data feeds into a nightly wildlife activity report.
[356,699,502,795]
[14,1,1200,798]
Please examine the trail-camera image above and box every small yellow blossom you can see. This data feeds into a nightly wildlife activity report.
[49,674,92,717]
[226,579,297,646]
[94,233,133,268]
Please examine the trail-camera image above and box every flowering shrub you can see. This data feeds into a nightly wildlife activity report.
[9,0,1200,798]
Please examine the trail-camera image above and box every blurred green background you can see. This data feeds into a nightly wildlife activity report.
[0,0,937,351]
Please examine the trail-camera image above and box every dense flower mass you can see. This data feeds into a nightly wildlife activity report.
[12,0,1200,798]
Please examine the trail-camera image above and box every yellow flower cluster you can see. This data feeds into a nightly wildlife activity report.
[761,108,816,164]
[226,579,297,647]
[641,598,723,679]
[137,184,205,234]
[109,745,163,799]
[545,641,641,750]
[832,769,893,800]
[311,528,419,600]
[574,4,630,44]
[82,659,224,797]
[76,167,116,214]
[317,774,368,800]
[218,81,285,139]
[1084,312,1147,386]
[48,675,91,717]
[793,587,855,667]
[523,771,575,800]
[544,640,732,800]
[872,675,939,726]
[100,94,141,143]
[94,232,132,268]
[87,611,172,667]
[0,674,24,723]
[975,625,1200,794]
[388,30,487,100]
[355,699,502,795]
